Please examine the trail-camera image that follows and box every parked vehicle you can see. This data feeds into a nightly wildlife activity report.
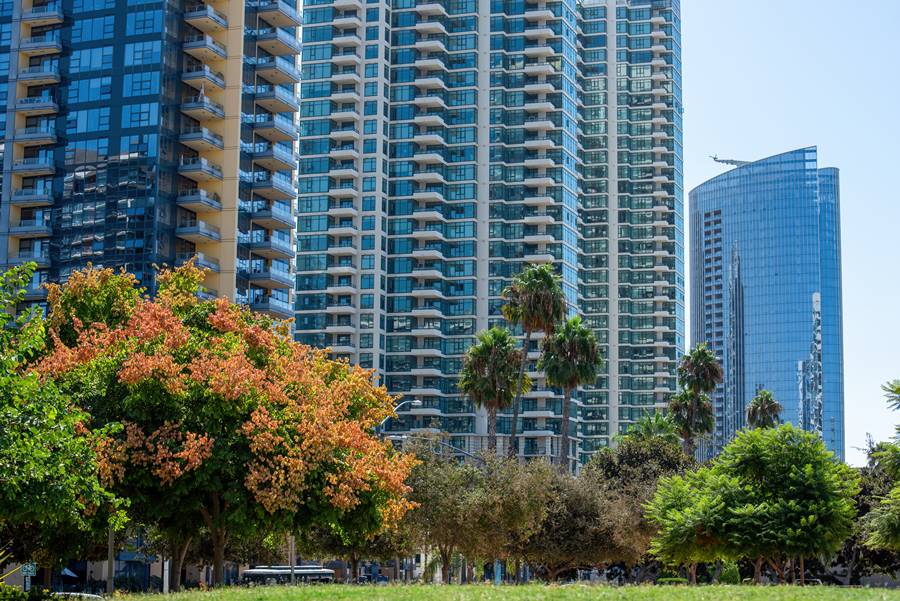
[241,565,334,585]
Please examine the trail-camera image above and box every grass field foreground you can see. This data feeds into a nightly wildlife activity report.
[153,584,900,601]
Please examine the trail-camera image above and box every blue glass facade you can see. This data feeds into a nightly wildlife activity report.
[296,0,684,465]
[689,147,844,459]
[0,0,300,318]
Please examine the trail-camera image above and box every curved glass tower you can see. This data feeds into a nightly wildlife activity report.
[689,147,844,459]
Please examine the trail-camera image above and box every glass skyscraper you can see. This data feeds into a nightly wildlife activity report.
[0,0,300,315]
[689,147,844,460]
[297,0,684,466]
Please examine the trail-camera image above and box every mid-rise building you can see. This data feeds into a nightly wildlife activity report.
[0,0,299,314]
[689,147,844,460]
[296,0,684,465]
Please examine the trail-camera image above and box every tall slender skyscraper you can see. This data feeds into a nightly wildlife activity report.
[0,0,299,314]
[689,147,844,460]
[297,0,684,466]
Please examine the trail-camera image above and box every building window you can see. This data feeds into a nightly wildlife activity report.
[121,103,159,128]
[123,72,160,97]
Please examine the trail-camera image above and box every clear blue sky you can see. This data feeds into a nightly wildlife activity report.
[681,0,900,465]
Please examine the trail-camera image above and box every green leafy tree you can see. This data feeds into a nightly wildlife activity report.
[864,380,900,558]
[832,439,900,583]
[645,469,735,583]
[517,467,609,580]
[647,424,859,584]
[864,486,900,553]
[458,327,529,454]
[464,456,553,572]
[586,436,694,571]
[0,264,118,571]
[298,522,413,583]
[747,389,782,429]
[669,343,722,456]
[622,412,680,446]
[719,424,858,582]
[538,316,602,471]
[501,264,566,459]
[403,440,482,584]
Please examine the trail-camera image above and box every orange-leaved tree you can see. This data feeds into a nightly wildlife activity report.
[34,262,416,587]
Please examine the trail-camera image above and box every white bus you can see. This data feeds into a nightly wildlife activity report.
[241,566,334,586]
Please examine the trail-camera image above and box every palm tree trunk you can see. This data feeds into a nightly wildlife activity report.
[682,435,694,457]
[487,405,498,453]
[558,388,572,470]
[508,329,531,460]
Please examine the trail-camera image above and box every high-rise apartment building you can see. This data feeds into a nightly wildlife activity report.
[0,0,299,315]
[689,147,844,460]
[297,0,683,465]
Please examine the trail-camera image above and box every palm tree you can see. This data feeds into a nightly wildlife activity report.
[669,343,723,456]
[746,389,782,429]
[501,264,566,459]
[458,327,530,454]
[668,389,714,456]
[538,316,602,471]
[623,411,680,446]
[884,380,900,411]
[677,343,724,396]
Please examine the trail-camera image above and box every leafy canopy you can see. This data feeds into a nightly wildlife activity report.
[0,264,118,564]
[34,262,416,580]
[647,424,859,569]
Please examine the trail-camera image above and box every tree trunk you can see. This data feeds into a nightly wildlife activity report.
[487,405,498,453]
[753,557,763,584]
[212,530,226,586]
[200,494,228,586]
[558,388,572,470]
[688,562,697,585]
[514,558,521,584]
[508,330,532,460]
[548,567,560,582]
[169,536,191,593]
[712,560,722,583]
[43,566,52,589]
[767,558,785,583]
[349,555,359,583]
[799,557,805,586]
[439,549,451,585]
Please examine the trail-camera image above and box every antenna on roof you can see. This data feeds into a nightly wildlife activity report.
[710,154,750,167]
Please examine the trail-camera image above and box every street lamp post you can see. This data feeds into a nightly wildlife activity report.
[378,398,423,433]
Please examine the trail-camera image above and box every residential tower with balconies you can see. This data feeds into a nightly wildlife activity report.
[0,0,300,316]
[296,0,683,466]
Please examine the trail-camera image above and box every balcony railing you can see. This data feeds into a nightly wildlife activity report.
[176,219,221,239]
[184,3,228,28]
[182,95,225,118]
[176,252,220,272]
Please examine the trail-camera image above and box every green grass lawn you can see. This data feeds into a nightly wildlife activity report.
[152,584,900,601]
